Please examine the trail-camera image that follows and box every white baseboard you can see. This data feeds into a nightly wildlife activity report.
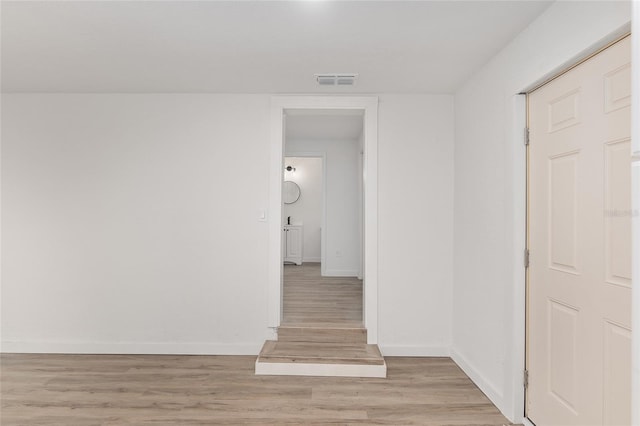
[302,257,321,263]
[379,345,450,357]
[322,269,359,277]
[450,348,505,413]
[265,327,278,341]
[0,340,262,355]
[521,417,535,426]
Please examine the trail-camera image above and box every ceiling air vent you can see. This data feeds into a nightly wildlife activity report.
[315,73,358,86]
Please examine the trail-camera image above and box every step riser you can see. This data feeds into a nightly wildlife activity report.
[255,360,387,378]
[258,356,384,365]
[255,334,386,378]
[278,327,367,344]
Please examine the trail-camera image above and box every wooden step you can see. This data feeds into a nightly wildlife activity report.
[258,341,384,365]
[277,325,367,343]
[255,341,386,378]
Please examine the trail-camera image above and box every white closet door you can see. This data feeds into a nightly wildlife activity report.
[528,36,631,425]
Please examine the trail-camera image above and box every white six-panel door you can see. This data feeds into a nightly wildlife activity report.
[528,36,632,425]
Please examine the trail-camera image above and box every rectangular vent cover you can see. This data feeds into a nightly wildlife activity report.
[315,74,357,86]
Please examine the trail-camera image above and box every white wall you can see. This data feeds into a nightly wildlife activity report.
[283,156,322,262]
[1,94,271,354]
[1,93,455,358]
[377,94,454,355]
[453,1,631,422]
[286,139,360,276]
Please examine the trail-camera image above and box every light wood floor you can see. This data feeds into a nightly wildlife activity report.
[258,263,381,374]
[2,265,515,424]
[1,354,514,425]
[283,263,363,327]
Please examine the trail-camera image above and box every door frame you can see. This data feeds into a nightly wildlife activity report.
[267,96,379,344]
[518,31,633,424]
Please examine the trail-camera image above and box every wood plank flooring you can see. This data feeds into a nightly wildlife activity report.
[1,354,515,425]
[257,341,384,365]
[259,263,382,377]
[283,263,363,327]
[277,326,368,344]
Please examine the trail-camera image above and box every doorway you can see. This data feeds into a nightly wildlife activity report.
[282,110,364,326]
[267,96,379,344]
[526,35,632,425]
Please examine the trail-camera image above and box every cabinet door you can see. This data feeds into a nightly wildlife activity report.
[282,228,287,259]
[286,227,302,260]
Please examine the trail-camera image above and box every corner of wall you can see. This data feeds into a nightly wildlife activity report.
[450,347,506,417]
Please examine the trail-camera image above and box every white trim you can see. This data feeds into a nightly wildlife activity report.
[521,417,536,426]
[379,345,450,357]
[1,341,262,355]
[265,327,278,342]
[631,4,640,424]
[357,130,364,280]
[631,161,639,426]
[451,349,504,410]
[268,101,285,333]
[302,257,321,263]
[255,359,386,378]
[322,269,359,277]
[269,96,379,344]
[506,93,527,423]
[518,25,631,95]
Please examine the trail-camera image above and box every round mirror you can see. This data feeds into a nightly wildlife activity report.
[283,181,301,204]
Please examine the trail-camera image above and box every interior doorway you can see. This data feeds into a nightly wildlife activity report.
[525,35,632,425]
[284,111,363,278]
[282,110,364,327]
[267,96,379,344]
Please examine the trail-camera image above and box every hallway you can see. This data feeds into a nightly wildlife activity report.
[283,263,363,327]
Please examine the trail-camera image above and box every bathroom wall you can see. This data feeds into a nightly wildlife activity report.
[283,156,323,262]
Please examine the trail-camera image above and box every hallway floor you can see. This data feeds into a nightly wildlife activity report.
[283,263,363,327]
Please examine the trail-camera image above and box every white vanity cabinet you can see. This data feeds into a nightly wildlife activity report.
[283,225,303,265]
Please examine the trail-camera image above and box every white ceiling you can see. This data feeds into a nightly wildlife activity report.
[1,1,553,93]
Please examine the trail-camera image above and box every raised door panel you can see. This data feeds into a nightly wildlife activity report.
[548,151,580,274]
[287,227,302,258]
[603,321,632,426]
[604,139,632,288]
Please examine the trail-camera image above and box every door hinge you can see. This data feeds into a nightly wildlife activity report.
[524,127,530,146]
[524,248,530,268]
[524,369,529,388]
